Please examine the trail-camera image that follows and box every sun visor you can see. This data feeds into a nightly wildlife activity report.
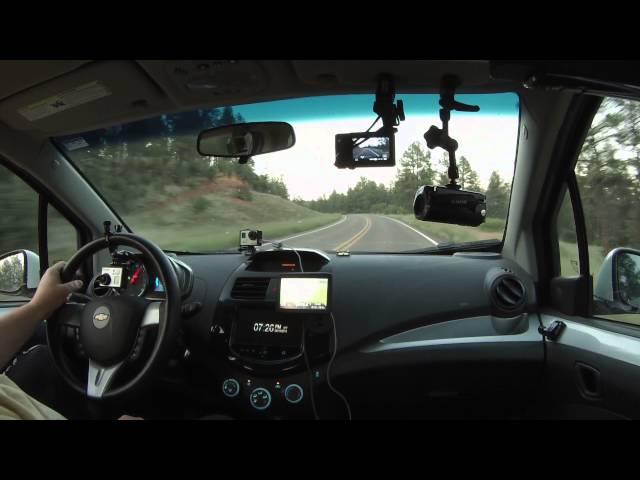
[0,61,172,136]
[0,60,90,102]
[139,60,269,106]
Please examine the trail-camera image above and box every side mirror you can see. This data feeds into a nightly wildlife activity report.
[0,250,40,295]
[197,122,295,158]
[594,248,640,313]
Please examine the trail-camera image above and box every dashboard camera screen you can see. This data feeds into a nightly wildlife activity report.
[279,277,329,311]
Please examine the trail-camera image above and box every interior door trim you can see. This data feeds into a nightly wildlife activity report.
[541,314,640,367]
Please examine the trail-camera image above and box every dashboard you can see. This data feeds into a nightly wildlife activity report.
[82,246,543,419]
[148,247,544,420]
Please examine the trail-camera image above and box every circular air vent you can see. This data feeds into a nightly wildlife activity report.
[486,269,527,317]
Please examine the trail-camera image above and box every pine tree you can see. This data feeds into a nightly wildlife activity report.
[485,171,510,219]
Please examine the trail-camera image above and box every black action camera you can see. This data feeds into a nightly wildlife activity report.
[413,185,487,227]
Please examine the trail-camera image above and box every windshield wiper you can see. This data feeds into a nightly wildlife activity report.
[407,239,502,254]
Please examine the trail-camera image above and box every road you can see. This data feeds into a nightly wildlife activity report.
[274,214,439,252]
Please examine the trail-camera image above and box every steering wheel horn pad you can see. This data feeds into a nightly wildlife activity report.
[80,297,150,367]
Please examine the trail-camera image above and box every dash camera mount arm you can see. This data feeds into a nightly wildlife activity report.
[373,74,405,135]
[423,75,480,189]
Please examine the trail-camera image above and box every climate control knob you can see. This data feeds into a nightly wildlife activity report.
[222,378,240,398]
[284,384,304,404]
[249,387,272,410]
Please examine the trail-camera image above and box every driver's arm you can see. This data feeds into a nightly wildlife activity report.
[0,262,83,368]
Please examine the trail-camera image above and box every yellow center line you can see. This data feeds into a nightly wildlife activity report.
[334,216,372,251]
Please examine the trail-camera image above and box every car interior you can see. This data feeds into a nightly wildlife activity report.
[0,60,639,420]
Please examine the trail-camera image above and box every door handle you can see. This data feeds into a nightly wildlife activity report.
[575,362,601,399]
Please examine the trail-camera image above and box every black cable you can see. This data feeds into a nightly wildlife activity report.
[303,341,320,420]
[327,312,352,420]
[536,310,550,417]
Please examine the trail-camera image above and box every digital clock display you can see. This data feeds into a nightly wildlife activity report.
[232,310,302,348]
[251,322,289,334]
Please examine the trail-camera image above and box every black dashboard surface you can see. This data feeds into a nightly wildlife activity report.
[153,249,543,419]
[176,250,537,353]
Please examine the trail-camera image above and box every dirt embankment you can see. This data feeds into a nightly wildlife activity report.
[158,175,251,208]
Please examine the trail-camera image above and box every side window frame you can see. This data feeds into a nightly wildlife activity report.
[533,94,601,316]
[539,93,640,334]
[566,171,591,279]
[0,155,92,285]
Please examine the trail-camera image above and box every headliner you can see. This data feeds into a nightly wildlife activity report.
[0,60,520,139]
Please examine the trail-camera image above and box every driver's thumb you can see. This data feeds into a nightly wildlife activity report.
[62,279,84,294]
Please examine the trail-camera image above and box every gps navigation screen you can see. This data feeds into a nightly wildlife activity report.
[279,277,329,311]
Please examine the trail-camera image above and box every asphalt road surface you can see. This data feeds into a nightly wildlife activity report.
[275,214,439,252]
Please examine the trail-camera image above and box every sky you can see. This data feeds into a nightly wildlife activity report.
[251,114,520,201]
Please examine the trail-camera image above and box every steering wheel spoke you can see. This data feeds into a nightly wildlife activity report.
[87,360,123,398]
[53,302,85,328]
[141,301,163,328]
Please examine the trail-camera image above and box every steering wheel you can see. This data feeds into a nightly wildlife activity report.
[46,233,181,400]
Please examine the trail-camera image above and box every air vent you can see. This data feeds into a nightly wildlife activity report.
[231,277,270,300]
[490,274,526,316]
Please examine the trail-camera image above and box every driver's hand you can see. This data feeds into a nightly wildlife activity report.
[30,261,84,318]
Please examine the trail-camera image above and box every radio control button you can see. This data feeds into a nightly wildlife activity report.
[222,378,240,398]
[250,387,272,410]
[284,384,304,404]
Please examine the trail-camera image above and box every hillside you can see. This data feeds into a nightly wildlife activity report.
[123,177,341,252]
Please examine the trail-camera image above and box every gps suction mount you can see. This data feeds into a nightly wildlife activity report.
[423,75,480,189]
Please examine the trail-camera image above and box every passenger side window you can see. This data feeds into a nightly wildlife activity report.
[570,97,640,325]
[0,163,39,301]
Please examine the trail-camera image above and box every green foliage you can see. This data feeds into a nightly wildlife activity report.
[0,167,38,255]
[191,197,212,214]
[485,171,511,219]
[235,185,253,201]
[458,156,482,191]
[0,255,24,292]
[576,98,640,256]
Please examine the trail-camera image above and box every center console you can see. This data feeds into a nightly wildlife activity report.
[207,249,334,418]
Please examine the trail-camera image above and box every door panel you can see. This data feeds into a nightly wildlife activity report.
[541,314,640,419]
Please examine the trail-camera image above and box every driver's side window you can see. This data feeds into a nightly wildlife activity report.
[0,162,79,303]
[0,163,39,302]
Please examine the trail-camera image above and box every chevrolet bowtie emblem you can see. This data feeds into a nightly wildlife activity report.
[92,307,111,329]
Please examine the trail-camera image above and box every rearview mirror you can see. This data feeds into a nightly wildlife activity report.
[197,122,295,158]
[0,250,40,295]
[594,248,640,313]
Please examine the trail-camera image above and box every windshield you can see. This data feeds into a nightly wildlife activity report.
[54,93,519,253]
